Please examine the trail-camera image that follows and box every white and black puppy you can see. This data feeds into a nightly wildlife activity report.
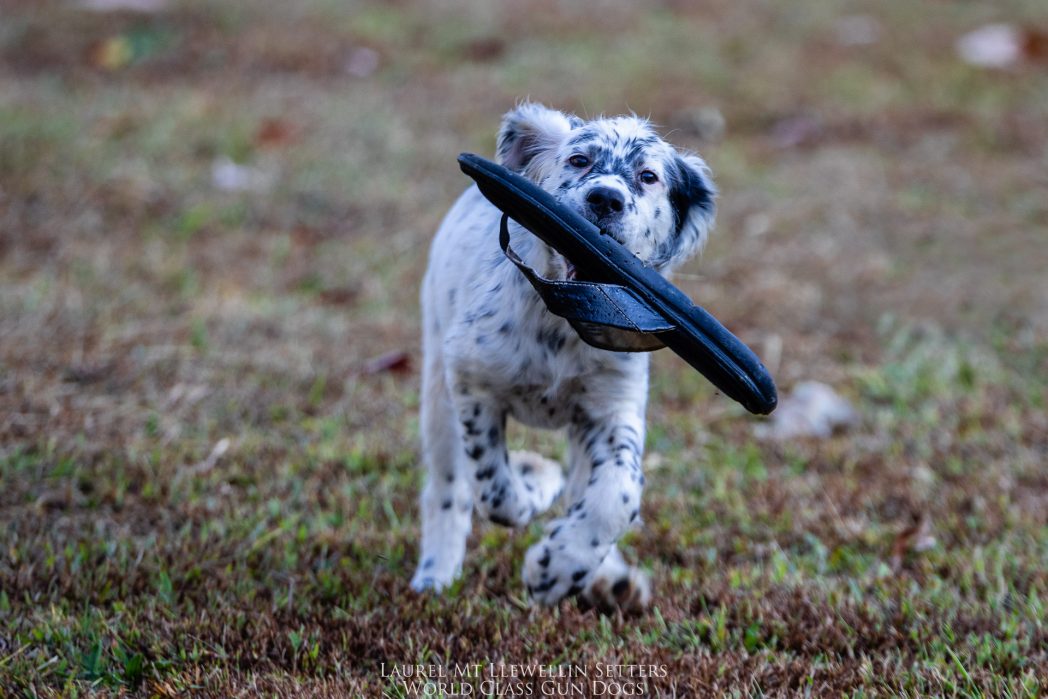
[412,102,715,613]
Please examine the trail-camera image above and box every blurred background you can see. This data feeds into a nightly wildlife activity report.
[1,0,1046,694]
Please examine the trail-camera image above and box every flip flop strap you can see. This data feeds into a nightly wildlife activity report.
[499,214,672,351]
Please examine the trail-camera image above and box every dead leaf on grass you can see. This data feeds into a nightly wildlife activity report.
[361,350,411,375]
[254,118,298,148]
[62,361,115,384]
[461,37,506,62]
[317,286,360,307]
[890,513,937,571]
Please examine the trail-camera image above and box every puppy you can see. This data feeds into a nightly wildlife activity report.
[412,103,715,613]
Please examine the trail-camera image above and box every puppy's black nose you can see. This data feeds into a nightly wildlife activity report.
[586,186,625,219]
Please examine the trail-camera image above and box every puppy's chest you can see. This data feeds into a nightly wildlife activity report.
[499,378,587,428]
[460,303,605,427]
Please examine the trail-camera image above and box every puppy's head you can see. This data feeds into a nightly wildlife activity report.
[496,102,715,275]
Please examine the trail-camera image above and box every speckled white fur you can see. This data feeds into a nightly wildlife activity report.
[411,103,716,612]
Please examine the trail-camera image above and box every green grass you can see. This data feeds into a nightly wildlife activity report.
[1,0,1047,695]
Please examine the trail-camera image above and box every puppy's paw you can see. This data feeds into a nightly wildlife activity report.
[579,566,651,616]
[522,533,601,606]
[410,557,460,594]
[509,450,564,514]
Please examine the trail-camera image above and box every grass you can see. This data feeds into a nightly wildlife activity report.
[1,0,1047,695]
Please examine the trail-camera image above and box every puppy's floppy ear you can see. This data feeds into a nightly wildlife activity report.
[665,152,717,265]
[496,102,580,173]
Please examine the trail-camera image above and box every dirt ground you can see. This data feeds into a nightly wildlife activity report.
[1,0,1047,696]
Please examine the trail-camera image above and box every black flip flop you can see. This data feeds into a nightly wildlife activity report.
[458,153,777,416]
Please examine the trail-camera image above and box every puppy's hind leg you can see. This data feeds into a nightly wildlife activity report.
[508,450,564,516]
[411,348,472,593]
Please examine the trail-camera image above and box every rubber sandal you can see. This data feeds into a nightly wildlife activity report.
[458,153,777,415]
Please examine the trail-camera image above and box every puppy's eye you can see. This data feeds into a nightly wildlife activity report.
[568,154,590,168]
[639,170,659,185]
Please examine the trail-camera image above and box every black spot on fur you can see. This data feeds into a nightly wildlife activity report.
[612,578,630,596]
[442,499,452,510]
[533,578,557,593]
[490,512,513,527]
[669,156,714,236]
[572,569,588,582]
[467,444,485,460]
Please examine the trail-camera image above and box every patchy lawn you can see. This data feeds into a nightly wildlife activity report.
[1,0,1046,695]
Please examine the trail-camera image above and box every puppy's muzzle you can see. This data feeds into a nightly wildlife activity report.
[585,186,625,221]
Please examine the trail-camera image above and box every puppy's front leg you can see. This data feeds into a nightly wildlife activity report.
[522,412,647,609]
[412,350,473,593]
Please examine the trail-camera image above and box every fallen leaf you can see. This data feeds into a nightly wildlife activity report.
[62,361,115,384]
[1020,28,1048,62]
[361,350,411,375]
[461,37,506,62]
[890,514,937,570]
[187,437,230,475]
[254,118,297,148]
[317,286,359,307]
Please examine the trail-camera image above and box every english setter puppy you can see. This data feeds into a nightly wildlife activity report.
[412,102,715,613]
